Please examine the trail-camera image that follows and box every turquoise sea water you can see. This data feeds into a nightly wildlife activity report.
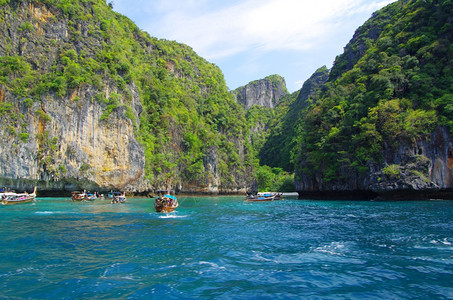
[0,196,452,299]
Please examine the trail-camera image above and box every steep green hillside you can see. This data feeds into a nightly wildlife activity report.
[0,0,254,193]
[260,66,329,172]
[290,0,453,197]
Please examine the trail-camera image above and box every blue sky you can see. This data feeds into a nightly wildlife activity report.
[112,0,396,93]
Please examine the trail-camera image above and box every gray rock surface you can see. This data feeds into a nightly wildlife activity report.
[232,75,288,109]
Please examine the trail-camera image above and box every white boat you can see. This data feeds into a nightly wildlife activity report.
[1,187,37,205]
[245,192,284,202]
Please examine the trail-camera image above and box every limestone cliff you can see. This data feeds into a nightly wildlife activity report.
[232,75,288,110]
[0,84,146,193]
[0,0,254,194]
[295,66,329,110]
[0,2,146,193]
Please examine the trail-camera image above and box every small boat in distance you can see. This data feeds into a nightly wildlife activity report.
[274,193,284,200]
[72,190,87,201]
[154,194,179,213]
[245,192,283,202]
[86,192,102,201]
[111,191,127,204]
[1,186,37,205]
[71,190,98,201]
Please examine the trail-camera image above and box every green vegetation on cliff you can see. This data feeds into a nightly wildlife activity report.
[291,0,453,185]
[260,66,329,172]
[255,165,295,192]
[2,0,450,194]
[0,0,253,191]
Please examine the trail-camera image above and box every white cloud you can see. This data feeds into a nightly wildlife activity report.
[142,0,395,60]
[114,0,397,91]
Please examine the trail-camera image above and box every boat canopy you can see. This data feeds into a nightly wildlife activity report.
[259,193,273,197]
[164,194,177,200]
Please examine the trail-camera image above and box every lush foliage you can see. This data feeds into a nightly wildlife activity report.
[286,0,453,183]
[239,75,297,190]
[0,0,253,189]
[260,66,329,172]
[245,104,274,159]
[256,165,295,192]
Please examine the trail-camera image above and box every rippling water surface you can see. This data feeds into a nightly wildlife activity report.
[0,196,452,299]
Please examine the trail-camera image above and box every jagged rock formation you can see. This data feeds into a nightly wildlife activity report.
[236,74,289,173]
[0,83,147,193]
[232,75,288,110]
[0,0,254,194]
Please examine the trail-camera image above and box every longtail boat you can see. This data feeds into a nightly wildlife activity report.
[154,194,179,213]
[1,186,37,205]
[245,192,277,202]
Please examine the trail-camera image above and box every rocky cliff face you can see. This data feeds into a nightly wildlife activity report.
[256,67,328,172]
[0,83,147,193]
[0,2,147,193]
[295,127,453,199]
[233,75,288,109]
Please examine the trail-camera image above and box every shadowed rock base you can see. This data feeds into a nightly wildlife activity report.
[298,189,453,200]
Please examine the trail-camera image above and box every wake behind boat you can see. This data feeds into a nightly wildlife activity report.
[1,186,37,205]
[154,194,179,213]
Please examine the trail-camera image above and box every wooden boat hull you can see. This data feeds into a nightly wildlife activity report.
[72,191,99,202]
[1,197,35,205]
[72,197,85,201]
[154,204,178,213]
[111,196,127,204]
[245,196,275,202]
[71,196,93,201]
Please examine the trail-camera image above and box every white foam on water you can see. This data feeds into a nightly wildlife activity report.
[432,238,452,246]
[35,211,72,215]
[198,261,226,270]
[35,211,56,215]
[313,241,349,256]
[413,237,453,250]
[156,214,187,219]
